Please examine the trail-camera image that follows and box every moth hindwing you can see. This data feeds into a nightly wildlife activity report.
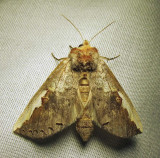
[13,17,142,142]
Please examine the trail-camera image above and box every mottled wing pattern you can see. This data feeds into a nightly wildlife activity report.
[14,59,82,140]
[91,59,143,138]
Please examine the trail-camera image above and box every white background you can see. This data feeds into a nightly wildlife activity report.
[0,0,160,157]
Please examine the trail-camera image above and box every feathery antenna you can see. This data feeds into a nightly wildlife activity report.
[61,15,84,41]
[89,21,115,43]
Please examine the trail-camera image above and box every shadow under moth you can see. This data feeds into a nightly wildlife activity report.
[13,15,143,142]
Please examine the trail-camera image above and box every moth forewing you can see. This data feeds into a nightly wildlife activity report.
[103,61,143,133]
[13,59,83,140]
[13,59,68,131]
[91,59,142,138]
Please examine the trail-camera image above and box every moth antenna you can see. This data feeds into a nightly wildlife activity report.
[89,21,115,43]
[61,15,84,41]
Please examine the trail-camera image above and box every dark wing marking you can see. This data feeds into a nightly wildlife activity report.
[90,59,143,138]
[14,59,83,140]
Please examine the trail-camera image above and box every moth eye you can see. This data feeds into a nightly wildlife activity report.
[78,44,83,47]
[69,45,73,49]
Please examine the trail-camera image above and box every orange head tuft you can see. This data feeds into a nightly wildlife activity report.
[83,40,90,46]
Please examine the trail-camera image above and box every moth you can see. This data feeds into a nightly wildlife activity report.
[13,15,143,142]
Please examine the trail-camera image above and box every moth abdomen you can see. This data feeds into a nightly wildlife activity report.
[76,115,94,142]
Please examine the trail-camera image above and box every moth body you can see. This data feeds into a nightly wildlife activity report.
[14,35,142,141]
[76,112,94,142]
[70,41,99,141]
[77,72,93,141]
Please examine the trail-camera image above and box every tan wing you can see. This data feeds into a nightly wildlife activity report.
[13,58,83,140]
[90,58,143,138]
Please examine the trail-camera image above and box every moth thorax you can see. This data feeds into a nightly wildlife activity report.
[76,114,94,142]
[78,76,90,103]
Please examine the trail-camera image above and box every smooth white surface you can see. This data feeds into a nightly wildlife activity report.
[0,0,160,157]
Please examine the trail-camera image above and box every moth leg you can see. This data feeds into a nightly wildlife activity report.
[101,55,120,61]
[51,53,67,61]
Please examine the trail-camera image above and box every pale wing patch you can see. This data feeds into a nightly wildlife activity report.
[13,90,47,131]
[118,92,143,131]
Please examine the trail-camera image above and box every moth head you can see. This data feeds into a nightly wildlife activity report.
[62,15,115,72]
[69,40,99,72]
[77,40,90,48]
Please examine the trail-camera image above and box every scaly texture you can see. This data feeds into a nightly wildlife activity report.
[14,40,142,141]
